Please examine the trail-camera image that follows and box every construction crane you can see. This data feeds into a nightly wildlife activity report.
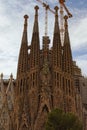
[59,0,72,18]
[36,0,55,36]
[59,1,64,45]
[58,0,72,45]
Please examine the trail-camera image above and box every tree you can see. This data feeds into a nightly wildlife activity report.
[45,108,83,130]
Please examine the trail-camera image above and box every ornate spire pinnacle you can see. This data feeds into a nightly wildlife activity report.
[54,6,59,15]
[35,5,39,20]
[24,14,29,32]
[54,6,59,33]
[63,15,69,45]
[33,5,39,33]
[64,15,68,30]
[21,14,29,43]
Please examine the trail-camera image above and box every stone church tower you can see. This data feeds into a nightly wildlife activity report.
[14,5,76,130]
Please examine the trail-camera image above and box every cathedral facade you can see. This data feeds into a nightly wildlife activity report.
[14,5,76,130]
[0,5,77,130]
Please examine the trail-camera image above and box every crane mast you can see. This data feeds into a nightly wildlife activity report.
[36,0,72,44]
[58,0,72,45]
[59,3,64,45]
[44,4,49,36]
[36,0,55,36]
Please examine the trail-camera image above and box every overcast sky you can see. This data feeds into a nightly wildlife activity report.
[0,0,87,79]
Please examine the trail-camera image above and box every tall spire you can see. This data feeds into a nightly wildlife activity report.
[30,5,40,68]
[16,15,29,95]
[53,6,62,68]
[17,15,29,78]
[62,15,73,74]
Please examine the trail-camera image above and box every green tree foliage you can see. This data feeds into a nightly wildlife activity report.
[45,108,83,130]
